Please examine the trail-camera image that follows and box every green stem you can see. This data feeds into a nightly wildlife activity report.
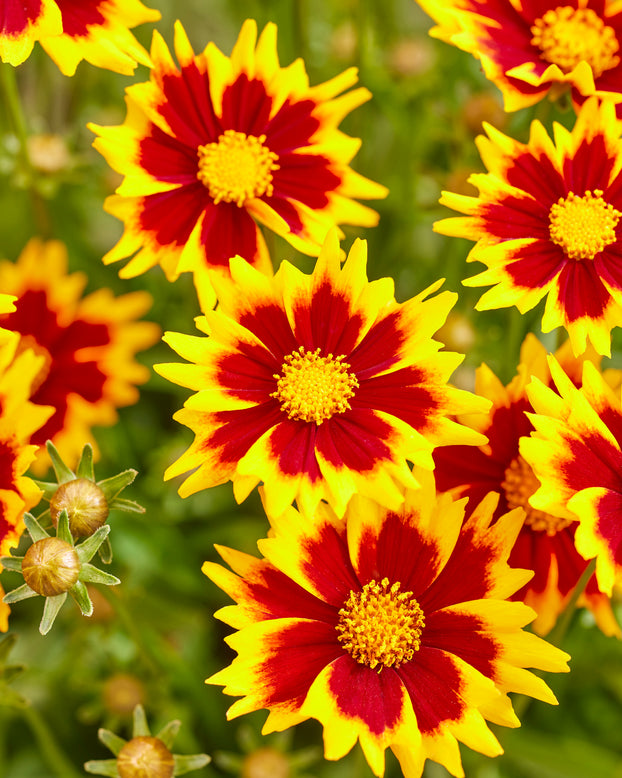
[548,557,597,648]
[0,62,51,237]
[21,705,83,778]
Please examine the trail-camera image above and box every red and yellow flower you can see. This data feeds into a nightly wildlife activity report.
[416,0,622,112]
[89,19,388,309]
[435,97,622,357]
[0,0,159,74]
[522,354,622,596]
[155,230,489,519]
[0,331,54,631]
[205,472,569,778]
[433,333,620,637]
[0,239,160,474]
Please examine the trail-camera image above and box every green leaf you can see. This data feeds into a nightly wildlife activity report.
[84,758,121,776]
[76,524,110,564]
[98,536,113,565]
[31,480,60,501]
[3,584,38,604]
[0,555,23,571]
[23,513,49,542]
[39,593,67,635]
[0,685,28,709]
[46,440,75,484]
[0,633,17,662]
[109,497,145,514]
[79,563,120,587]
[56,509,73,545]
[173,753,211,775]
[70,580,93,616]
[97,470,138,502]
[76,444,95,480]
[155,719,181,748]
[97,728,127,756]
[132,704,150,737]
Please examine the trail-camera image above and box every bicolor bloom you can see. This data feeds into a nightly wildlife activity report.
[89,19,388,309]
[0,239,160,474]
[204,473,569,778]
[435,97,622,357]
[416,0,622,112]
[522,354,622,596]
[0,0,160,74]
[155,231,489,520]
[433,333,620,637]
[0,331,54,631]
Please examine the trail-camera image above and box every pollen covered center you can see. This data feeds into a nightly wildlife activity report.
[502,455,573,536]
[336,577,425,670]
[271,346,359,425]
[531,7,620,77]
[548,189,621,260]
[197,129,279,206]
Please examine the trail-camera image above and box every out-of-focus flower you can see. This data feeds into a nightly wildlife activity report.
[156,230,489,519]
[205,472,569,778]
[89,19,388,309]
[522,354,622,596]
[0,0,160,75]
[434,333,621,637]
[84,703,210,777]
[26,134,71,174]
[0,239,160,474]
[1,510,119,634]
[416,0,622,112]
[0,331,54,631]
[435,97,622,357]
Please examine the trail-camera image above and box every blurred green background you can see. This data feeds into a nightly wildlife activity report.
[1,1,622,776]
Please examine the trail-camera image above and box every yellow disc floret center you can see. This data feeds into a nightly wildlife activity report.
[502,455,573,536]
[531,7,620,77]
[271,346,359,425]
[197,130,279,206]
[336,578,425,670]
[548,189,621,260]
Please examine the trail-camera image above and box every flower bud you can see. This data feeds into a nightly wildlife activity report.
[117,736,175,778]
[22,538,80,596]
[103,673,145,717]
[242,748,290,778]
[50,478,109,537]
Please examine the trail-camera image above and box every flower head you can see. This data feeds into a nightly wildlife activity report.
[155,230,489,519]
[0,239,160,474]
[522,354,622,596]
[1,509,120,634]
[416,0,622,112]
[433,333,621,636]
[0,0,160,74]
[205,473,569,778]
[435,97,622,357]
[89,19,388,308]
[84,703,210,777]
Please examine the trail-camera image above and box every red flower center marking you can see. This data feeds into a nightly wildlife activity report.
[548,189,621,260]
[196,129,280,206]
[530,6,620,77]
[117,736,174,778]
[336,577,425,670]
[271,346,359,425]
[502,455,573,536]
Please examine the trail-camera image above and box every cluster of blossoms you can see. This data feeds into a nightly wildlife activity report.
[1,1,622,777]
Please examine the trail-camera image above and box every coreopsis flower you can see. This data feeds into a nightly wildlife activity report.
[0,239,160,474]
[435,97,622,357]
[416,0,622,112]
[433,333,620,637]
[155,230,489,519]
[0,0,160,74]
[89,19,388,309]
[204,473,569,778]
[85,703,210,777]
[0,331,54,631]
[522,354,622,596]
